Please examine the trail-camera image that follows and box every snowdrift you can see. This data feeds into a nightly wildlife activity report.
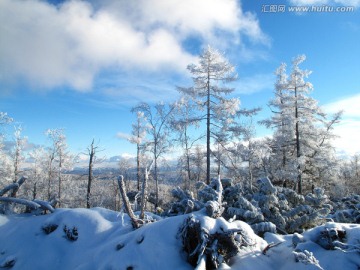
[0,208,359,270]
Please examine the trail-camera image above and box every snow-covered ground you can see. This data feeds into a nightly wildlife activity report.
[0,208,359,270]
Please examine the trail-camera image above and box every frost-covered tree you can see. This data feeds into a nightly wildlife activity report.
[260,63,296,186]
[129,110,148,191]
[346,154,360,195]
[10,126,27,197]
[261,55,341,193]
[172,97,202,189]
[0,112,13,126]
[44,129,73,205]
[26,146,47,200]
[119,157,134,189]
[190,145,206,183]
[212,137,227,178]
[337,153,360,196]
[210,107,262,189]
[352,154,360,180]
[179,46,238,184]
[86,139,103,209]
[228,108,262,186]
[133,102,174,208]
[0,112,13,184]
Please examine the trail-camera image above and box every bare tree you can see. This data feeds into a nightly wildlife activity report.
[27,146,46,200]
[10,126,27,197]
[86,139,100,209]
[133,102,174,208]
[45,129,73,205]
[172,97,202,188]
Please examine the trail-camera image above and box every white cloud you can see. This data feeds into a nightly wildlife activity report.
[323,93,360,156]
[323,93,360,118]
[330,119,360,156]
[116,132,131,141]
[0,0,267,92]
[334,0,360,7]
[120,153,135,160]
[289,0,360,7]
[234,73,274,95]
[289,0,329,4]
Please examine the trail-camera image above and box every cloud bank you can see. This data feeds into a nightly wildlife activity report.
[0,0,267,92]
[323,93,360,155]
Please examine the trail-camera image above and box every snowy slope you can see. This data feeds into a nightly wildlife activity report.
[0,208,191,270]
[0,208,359,270]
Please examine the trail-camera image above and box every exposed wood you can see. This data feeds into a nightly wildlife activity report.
[140,161,153,219]
[180,215,246,269]
[117,175,141,229]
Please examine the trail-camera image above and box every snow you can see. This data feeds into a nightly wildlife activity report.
[0,208,359,270]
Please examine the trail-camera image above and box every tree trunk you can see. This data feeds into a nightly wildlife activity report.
[32,182,37,200]
[47,157,54,201]
[184,127,192,189]
[206,74,211,185]
[136,143,141,191]
[58,158,62,207]
[140,162,153,219]
[154,154,159,209]
[87,140,95,209]
[186,149,191,189]
[117,175,140,229]
[248,159,253,192]
[294,85,302,194]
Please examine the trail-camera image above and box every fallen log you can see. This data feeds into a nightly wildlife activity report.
[0,177,27,197]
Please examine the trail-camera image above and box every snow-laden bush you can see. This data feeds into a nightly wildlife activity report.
[293,250,322,269]
[179,213,265,269]
[227,178,332,234]
[167,177,332,234]
[290,222,360,269]
[167,187,203,215]
[330,195,360,224]
[167,177,225,217]
[166,175,360,235]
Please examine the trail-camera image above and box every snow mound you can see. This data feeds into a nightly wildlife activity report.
[0,208,190,270]
[0,208,359,270]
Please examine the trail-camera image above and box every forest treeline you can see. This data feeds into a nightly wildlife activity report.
[1,47,359,211]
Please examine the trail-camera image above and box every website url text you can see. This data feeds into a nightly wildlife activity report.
[262,5,355,13]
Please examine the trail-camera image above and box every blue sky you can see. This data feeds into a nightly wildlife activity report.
[0,0,359,160]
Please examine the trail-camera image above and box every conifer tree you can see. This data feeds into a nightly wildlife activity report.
[179,46,238,184]
[129,110,148,191]
[261,55,341,193]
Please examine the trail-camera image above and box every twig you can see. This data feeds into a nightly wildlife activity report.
[262,242,282,255]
